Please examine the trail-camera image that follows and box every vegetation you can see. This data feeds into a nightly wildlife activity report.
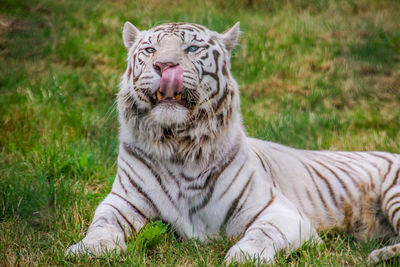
[1,0,400,265]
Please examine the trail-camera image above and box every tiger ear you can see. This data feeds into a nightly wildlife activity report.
[123,21,140,49]
[221,22,241,53]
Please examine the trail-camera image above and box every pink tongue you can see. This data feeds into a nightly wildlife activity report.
[160,65,183,98]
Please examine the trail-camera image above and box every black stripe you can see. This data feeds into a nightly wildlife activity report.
[140,75,153,79]
[119,155,145,182]
[355,152,381,170]
[221,171,254,228]
[334,153,377,188]
[386,200,400,214]
[200,52,209,60]
[118,164,160,215]
[187,23,206,32]
[165,167,181,190]
[156,32,162,42]
[183,75,196,81]
[383,168,400,199]
[188,143,241,217]
[334,164,362,189]
[243,190,275,234]
[315,160,356,203]
[207,86,220,102]
[191,34,205,43]
[309,165,338,207]
[390,205,400,222]
[222,63,228,77]
[369,152,394,163]
[127,146,179,209]
[292,189,307,220]
[103,203,134,229]
[188,143,241,190]
[111,191,148,221]
[218,162,245,200]
[92,217,110,226]
[255,151,277,188]
[235,183,260,217]
[180,173,198,182]
[385,193,400,209]
[115,218,127,243]
[202,71,220,92]
[214,87,230,112]
[183,81,197,88]
[337,152,360,161]
[337,152,380,175]
[396,221,400,233]
[255,152,268,173]
[248,227,274,241]
[300,162,329,210]
[178,31,185,41]
[306,189,316,208]
[260,228,273,241]
[266,222,286,241]
[117,174,128,195]
[353,155,379,190]
[126,64,132,80]
[369,153,393,193]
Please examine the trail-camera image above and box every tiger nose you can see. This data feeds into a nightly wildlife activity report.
[153,61,178,75]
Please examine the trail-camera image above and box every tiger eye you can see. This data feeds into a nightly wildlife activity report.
[187,45,199,53]
[145,47,156,53]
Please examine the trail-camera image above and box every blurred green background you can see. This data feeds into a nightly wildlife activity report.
[1,0,400,265]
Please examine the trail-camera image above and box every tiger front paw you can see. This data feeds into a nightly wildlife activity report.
[66,225,126,256]
[224,242,275,265]
[66,238,125,256]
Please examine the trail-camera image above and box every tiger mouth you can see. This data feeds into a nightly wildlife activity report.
[151,89,188,107]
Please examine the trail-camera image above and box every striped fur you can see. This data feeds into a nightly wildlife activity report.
[66,22,400,264]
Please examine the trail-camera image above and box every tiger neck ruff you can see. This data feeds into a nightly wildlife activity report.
[67,22,400,264]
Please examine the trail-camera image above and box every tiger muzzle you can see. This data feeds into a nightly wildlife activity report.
[151,63,187,106]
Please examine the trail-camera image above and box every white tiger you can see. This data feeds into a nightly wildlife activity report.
[66,21,400,264]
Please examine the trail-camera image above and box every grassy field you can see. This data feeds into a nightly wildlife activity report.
[1,0,400,265]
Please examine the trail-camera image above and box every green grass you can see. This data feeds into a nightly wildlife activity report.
[1,0,400,265]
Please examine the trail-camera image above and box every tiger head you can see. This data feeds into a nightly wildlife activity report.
[118,22,242,163]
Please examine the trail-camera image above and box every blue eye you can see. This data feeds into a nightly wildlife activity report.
[187,45,199,53]
[145,47,156,53]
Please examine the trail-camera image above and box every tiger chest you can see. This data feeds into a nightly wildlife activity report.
[167,164,272,239]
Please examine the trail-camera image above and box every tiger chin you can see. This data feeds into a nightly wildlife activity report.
[66,21,400,264]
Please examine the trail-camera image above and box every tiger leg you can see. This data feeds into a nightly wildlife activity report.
[368,162,400,263]
[225,196,319,264]
[66,192,148,256]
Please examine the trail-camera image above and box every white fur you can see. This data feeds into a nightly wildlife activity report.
[66,22,400,264]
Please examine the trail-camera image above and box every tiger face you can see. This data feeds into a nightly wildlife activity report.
[118,22,242,162]
[120,22,239,126]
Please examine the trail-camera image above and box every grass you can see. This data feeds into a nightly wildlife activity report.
[1,0,400,265]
